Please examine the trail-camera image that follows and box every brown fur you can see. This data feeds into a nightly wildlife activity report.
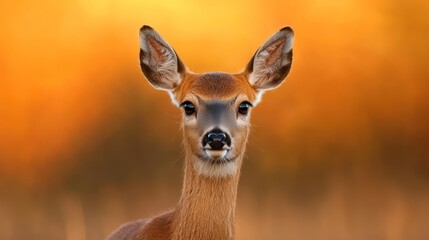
[174,72,257,103]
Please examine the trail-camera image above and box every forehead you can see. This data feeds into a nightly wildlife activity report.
[174,72,256,102]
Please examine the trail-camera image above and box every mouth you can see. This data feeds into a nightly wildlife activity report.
[196,148,235,163]
[204,149,228,159]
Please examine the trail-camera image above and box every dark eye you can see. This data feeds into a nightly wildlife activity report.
[180,101,196,115]
[238,102,252,115]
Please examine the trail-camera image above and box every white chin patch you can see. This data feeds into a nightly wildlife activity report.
[205,149,228,159]
[194,152,238,178]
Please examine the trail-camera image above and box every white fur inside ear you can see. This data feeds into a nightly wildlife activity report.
[283,34,294,53]
[156,52,181,88]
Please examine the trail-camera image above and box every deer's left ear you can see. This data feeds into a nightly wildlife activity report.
[244,27,294,91]
[139,25,186,91]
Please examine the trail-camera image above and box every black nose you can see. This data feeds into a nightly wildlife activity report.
[202,129,231,150]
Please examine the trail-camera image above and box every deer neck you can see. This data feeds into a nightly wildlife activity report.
[171,153,242,240]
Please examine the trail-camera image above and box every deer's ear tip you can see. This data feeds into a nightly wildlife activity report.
[140,25,154,33]
[280,26,293,33]
[279,26,294,38]
[279,26,294,48]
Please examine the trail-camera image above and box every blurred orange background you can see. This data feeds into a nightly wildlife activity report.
[0,0,428,239]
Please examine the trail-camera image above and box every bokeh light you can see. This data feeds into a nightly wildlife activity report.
[0,0,428,239]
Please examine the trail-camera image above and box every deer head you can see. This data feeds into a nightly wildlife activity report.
[139,25,294,178]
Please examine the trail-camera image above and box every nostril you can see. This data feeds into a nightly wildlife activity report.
[207,133,226,142]
[208,141,225,150]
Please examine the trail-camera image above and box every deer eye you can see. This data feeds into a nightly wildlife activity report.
[238,101,252,115]
[180,101,196,115]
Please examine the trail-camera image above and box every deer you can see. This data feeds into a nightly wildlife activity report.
[107,25,294,240]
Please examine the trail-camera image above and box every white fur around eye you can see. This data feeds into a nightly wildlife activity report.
[183,115,197,125]
[237,117,249,126]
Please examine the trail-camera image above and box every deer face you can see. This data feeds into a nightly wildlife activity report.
[172,72,256,177]
[139,25,294,178]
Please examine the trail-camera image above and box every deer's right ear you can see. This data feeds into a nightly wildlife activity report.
[244,27,294,91]
[139,25,186,91]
